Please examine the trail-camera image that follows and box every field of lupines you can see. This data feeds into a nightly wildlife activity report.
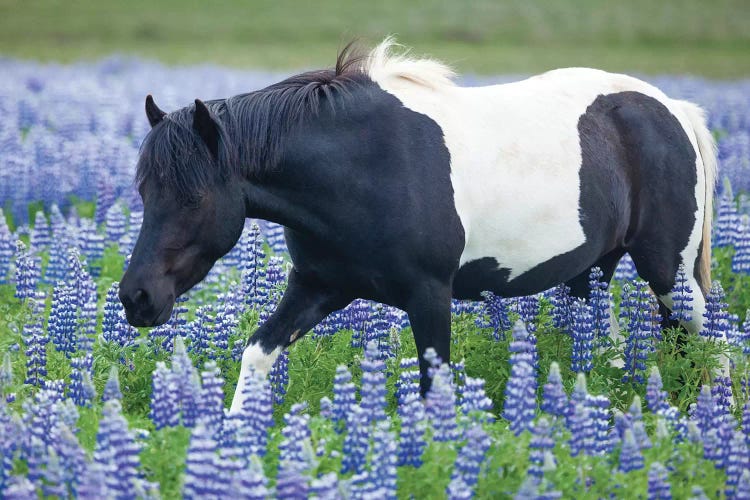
[1,57,750,499]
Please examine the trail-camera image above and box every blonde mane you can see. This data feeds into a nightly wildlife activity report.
[365,37,456,89]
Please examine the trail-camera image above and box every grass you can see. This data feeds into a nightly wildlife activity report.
[1,0,750,77]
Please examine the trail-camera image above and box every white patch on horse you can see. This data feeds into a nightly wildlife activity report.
[229,343,281,414]
[366,40,702,282]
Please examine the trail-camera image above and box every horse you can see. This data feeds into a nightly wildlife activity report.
[119,38,721,414]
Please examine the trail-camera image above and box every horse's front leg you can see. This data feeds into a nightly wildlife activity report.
[406,278,454,396]
[229,269,350,414]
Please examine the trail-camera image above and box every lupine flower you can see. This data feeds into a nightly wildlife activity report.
[549,283,573,334]
[47,282,78,357]
[461,376,494,419]
[94,178,115,226]
[269,349,289,405]
[614,253,638,281]
[670,264,694,322]
[692,385,718,436]
[23,313,47,387]
[0,209,13,283]
[233,457,271,499]
[102,366,122,402]
[587,267,612,345]
[541,362,568,420]
[94,399,145,498]
[150,361,179,430]
[397,391,427,467]
[277,403,312,498]
[622,280,655,383]
[13,240,39,300]
[55,424,87,498]
[518,294,540,332]
[509,319,538,370]
[478,291,511,340]
[341,405,369,475]
[30,210,50,255]
[567,400,590,457]
[309,472,338,500]
[332,365,357,429]
[3,476,38,499]
[736,471,750,499]
[726,430,750,498]
[172,337,201,428]
[619,428,644,472]
[714,188,739,247]
[646,367,670,413]
[361,341,388,426]
[275,466,309,500]
[712,375,733,414]
[236,367,274,459]
[702,281,730,340]
[647,462,672,500]
[369,421,397,499]
[395,358,419,404]
[588,394,613,455]
[105,202,127,243]
[69,354,95,407]
[528,417,555,478]
[198,361,225,434]
[183,422,222,499]
[102,282,138,347]
[571,299,595,373]
[427,362,460,441]
[504,321,538,435]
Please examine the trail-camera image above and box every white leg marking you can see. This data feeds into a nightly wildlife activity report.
[229,343,282,415]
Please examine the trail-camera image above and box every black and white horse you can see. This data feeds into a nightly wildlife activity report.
[119,39,719,413]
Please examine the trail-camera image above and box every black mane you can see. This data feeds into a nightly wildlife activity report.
[136,42,367,201]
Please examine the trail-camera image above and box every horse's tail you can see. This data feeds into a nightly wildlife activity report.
[678,100,717,295]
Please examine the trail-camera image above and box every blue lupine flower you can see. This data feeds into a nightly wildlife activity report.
[172,337,201,428]
[549,283,573,334]
[427,362,460,441]
[692,385,717,436]
[183,422,222,499]
[69,354,95,407]
[701,281,730,340]
[94,178,115,227]
[395,358,419,405]
[332,365,357,429]
[65,248,96,308]
[30,210,50,255]
[13,240,39,300]
[45,239,71,283]
[105,202,127,244]
[726,430,750,498]
[622,280,655,383]
[23,313,47,387]
[102,282,138,347]
[714,188,739,247]
[309,472,339,500]
[571,298,594,373]
[234,457,271,499]
[269,349,289,405]
[47,282,78,357]
[619,428,644,473]
[518,294,540,332]
[614,253,638,281]
[275,466,309,500]
[736,471,750,499]
[667,264,693,324]
[477,291,511,340]
[446,423,490,496]
[188,305,215,359]
[461,376,494,419]
[3,475,38,499]
[528,417,555,478]
[567,400,590,457]
[55,424,87,498]
[541,362,568,420]
[588,394,613,455]
[647,462,672,500]
[509,319,538,370]
[43,448,67,498]
[94,399,144,498]
[277,403,312,498]
[646,367,670,414]
[0,210,14,284]
[504,321,538,435]
[397,391,427,467]
[588,267,612,345]
[712,375,733,415]
[370,421,397,499]
[236,367,274,459]
[342,405,369,475]
[198,361,225,434]
[361,341,388,426]
[150,362,179,430]
[102,366,123,403]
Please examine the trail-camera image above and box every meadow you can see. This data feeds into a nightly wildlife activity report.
[1,53,750,499]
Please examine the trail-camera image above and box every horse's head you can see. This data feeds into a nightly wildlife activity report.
[119,96,246,327]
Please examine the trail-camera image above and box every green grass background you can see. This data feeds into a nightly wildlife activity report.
[1,0,749,77]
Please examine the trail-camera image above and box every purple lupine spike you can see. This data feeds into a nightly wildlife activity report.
[342,405,369,475]
[447,423,491,496]
[588,267,612,346]
[397,390,426,467]
[614,253,638,282]
[332,365,357,429]
[47,282,78,357]
[370,421,397,499]
[541,362,568,420]
[588,394,613,455]
[646,367,670,413]
[102,366,122,402]
[275,467,309,500]
[518,294,540,332]
[477,291,511,340]
[55,424,87,498]
[172,337,201,428]
[23,313,47,387]
[69,354,95,407]
[736,471,750,499]
[198,361,225,433]
[94,399,144,498]
[509,319,538,370]
[622,280,654,383]
[714,189,739,248]
[461,376,494,419]
[712,375,734,414]
[426,362,460,441]
[183,422,222,499]
[105,201,127,244]
[269,349,289,405]
[65,248,96,308]
[45,239,71,283]
[669,264,694,323]
[43,448,67,498]
[528,417,555,478]
[94,177,115,227]
[692,385,717,436]
[279,403,313,473]
[0,209,14,284]
[395,358,419,404]
[234,457,271,499]
[310,472,339,499]
[549,283,573,335]
[2,475,38,499]
[732,216,750,274]
[567,400,590,457]
[647,462,672,500]
[79,298,97,352]
[619,428,644,473]
[13,240,39,300]
[726,430,750,498]
[102,282,138,347]
[150,362,180,430]
[361,341,388,426]
[30,210,50,255]
[571,298,594,373]
[701,281,730,340]
[236,367,274,459]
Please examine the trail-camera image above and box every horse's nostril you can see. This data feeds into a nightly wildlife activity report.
[133,288,149,306]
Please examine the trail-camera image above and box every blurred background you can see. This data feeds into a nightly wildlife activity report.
[1,0,749,78]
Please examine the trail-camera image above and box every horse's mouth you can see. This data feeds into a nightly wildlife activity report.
[125,298,174,328]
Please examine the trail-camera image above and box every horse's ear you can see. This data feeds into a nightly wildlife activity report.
[145,95,166,127]
[193,99,219,157]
